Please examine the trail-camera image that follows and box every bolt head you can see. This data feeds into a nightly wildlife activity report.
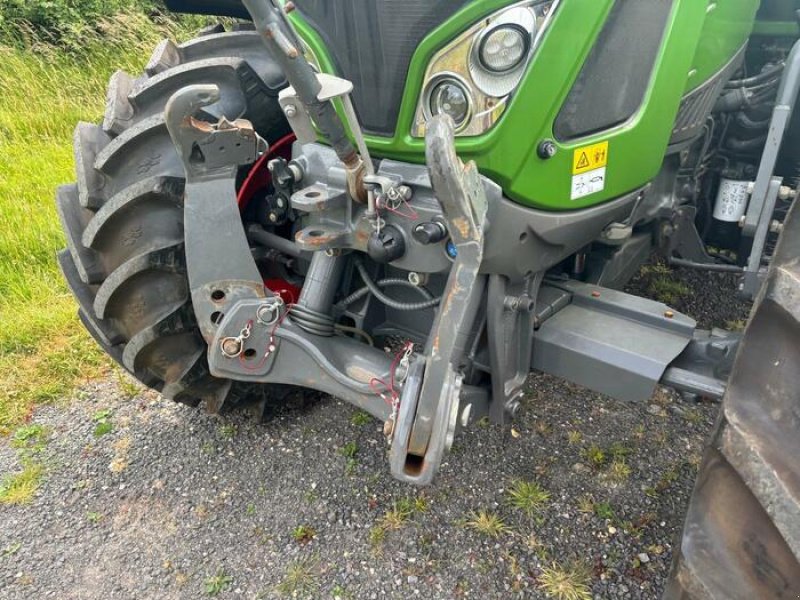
[222,338,241,357]
[284,104,297,118]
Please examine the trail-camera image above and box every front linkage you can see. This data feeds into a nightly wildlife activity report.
[164,0,754,485]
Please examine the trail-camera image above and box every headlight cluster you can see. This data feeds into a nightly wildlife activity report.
[412,0,558,138]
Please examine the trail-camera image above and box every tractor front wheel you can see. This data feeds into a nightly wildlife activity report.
[57,27,288,412]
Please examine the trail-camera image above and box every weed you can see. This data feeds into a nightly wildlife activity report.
[465,510,509,538]
[368,525,386,547]
[219,424,237,440]
[204,569,232,596]
[567,430,583,445]
[339,441,358,459]
[246,504,256,516]
[538,561,592,600]
[2,542,21,558]
[647,275,690,305]
[276,556,319,597]
[684,409,704,424]
[381,503,412,530]
[726,319,746,332]
[350,411,371,426]
[577,495,595,514]
[507,479,550,518]
[608,441,633,460]
[331,584,352,599]
[535,421,553,436]
[292,525,316,545]
[339,441,359,474]
[114,369,140,399]
[11,424,48,452]
[86,511,103,523]
[594,502,615,521]
[413,495,429,513]
[607,460,632,484]
[0,461,44,505]
[92,409,113,437]
[582,445,606,468]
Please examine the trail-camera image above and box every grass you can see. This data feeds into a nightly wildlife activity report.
[0,12,210,433]
[292,524,316,545]
[276,556,320,598]
[0,460,44,505]
[645,266,691,305]
[465,510,509,538]
[507,479,550,518]
[538,562,592,600]
[204,569,233,596]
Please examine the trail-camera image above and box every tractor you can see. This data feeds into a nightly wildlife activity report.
[56,0,800,596]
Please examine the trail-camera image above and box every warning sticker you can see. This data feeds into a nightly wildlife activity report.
[571,167,606,201]
[572,141,609,175]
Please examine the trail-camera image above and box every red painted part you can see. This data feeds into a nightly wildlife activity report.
[264,279,302,305]
[237,133,297,211]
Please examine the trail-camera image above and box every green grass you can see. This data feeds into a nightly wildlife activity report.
[0,460,44,505]
[538,562,592,600]
[507,479,550,518]
[0,12,210,433]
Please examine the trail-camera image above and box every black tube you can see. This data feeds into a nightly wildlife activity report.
[353,261,441,311]
[338,279,434,308]
[726,135,768,153]
[247,224,307,259]
[725,63,784,89]
[669,257,744,273]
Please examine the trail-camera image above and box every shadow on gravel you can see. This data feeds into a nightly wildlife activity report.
[0,266,750,600]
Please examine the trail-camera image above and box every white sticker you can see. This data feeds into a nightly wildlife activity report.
[571,167,606,200]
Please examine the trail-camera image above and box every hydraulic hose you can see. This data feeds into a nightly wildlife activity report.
[338,278,434,308]
[353,260,441,311]
[725,63,784,89]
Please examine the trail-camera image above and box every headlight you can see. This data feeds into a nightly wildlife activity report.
[412,0,558,138]
[477,25,531,74]
[426,75,473,132]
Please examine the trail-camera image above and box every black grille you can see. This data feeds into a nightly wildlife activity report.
[293,0,470,136]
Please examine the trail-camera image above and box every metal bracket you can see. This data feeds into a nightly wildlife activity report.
[389,115,489,485]
[487,273,540,424]
[165,84,267,342]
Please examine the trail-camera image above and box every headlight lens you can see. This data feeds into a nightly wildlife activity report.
[427,76,473,131]
[412,0,558,138]
[477,24,530,74]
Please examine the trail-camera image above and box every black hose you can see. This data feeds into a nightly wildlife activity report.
[725,63,784,88]
[353,261,441,311]
[726,134,768,153]
[338,278,433,308]
[669,257,743,273]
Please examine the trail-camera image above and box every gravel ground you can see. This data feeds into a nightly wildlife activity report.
[0,267,750,600]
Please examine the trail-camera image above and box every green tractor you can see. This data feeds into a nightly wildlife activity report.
[56,0,800,595]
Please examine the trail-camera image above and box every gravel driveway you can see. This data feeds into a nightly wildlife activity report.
[0,269,749,600]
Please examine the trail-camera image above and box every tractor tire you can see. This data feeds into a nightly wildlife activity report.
[665,201,800,598]
[57,27,289,412]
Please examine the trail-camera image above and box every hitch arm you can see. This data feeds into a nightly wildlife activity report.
[389,115,489,485]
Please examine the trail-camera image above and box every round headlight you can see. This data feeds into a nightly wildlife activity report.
[428,77,472,130]
[478,24,530,74]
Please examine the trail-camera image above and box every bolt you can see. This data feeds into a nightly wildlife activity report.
[383,419,395,438]
[591,290,601,298]
[221,338,242,357]
[537,140,557,160]
[665,310,674,319]
[268,213,278,223]
[284,104,297,118]
[408,272,428,287]
[507,400,521,417]
[739,216,746,228]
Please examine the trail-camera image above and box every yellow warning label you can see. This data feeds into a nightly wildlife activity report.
[573,141,609,175]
